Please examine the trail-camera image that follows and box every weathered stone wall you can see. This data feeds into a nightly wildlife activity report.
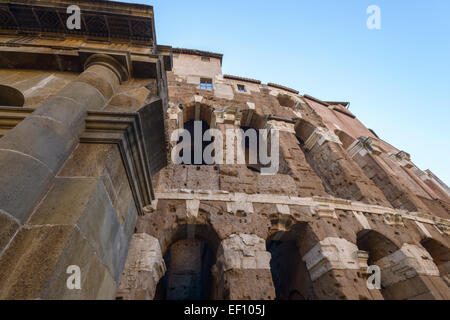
[0,0,170,300]
[121,49,449,300]
[126,189,449,300]
[0,0,448,301]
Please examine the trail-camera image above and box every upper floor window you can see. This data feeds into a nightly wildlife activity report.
[200,78,213,90]
[237,84,246,93]
[201,56,210,62]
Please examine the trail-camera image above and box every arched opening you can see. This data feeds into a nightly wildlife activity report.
[0,85,24,107]
[357,230,399,265]
[356,230,400,299]
[155,239,215,300]
[240,125,261,172]
[267,224,316,300]
[421,238,450,286]
[154,224,220,300]
[177,119,212,165]
[334,129,356,149]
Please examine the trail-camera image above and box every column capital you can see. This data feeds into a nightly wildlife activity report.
[304,127,341,151]
[84,54,130,83]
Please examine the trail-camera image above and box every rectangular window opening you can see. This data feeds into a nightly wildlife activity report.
[237,84,246,93]
[200,78,213,90]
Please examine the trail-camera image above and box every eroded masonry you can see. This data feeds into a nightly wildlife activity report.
[0,0,449,300]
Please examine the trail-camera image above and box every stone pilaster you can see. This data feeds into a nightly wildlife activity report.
[375,243,450,300]
[297,125,391,207]
[117,234,166,300]
[302,237,384,300]
[348,137,432,213]
[212,234,276,300]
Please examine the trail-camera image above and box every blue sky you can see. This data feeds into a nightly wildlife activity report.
[123,0,449,185]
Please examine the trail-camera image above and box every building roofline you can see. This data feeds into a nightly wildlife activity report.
[267,83,299,94]
[223,74,261,84]
[172,48,223,64]
[325,101,350,108]
[303,94,329,106]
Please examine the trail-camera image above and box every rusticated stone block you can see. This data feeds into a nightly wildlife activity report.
[0,115,77,173]
[0,210,20,253]
[41,228,117,300]
[0,149,53,223]
[28,178,99,226]
[33,96,86,137]
[117,234,166,300]
[28,174,137,285]
[0,225,73,299]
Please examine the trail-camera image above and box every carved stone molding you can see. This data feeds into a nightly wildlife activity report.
[374,244,440,287]
[388,150,414,169]
[212,106,242,127]
[84,53,130,82]
[383,212,405,226]
[153,190,450,231]
[312,203,338,220]
[302,237,361,281]
[347,136,382,158]
[304,127,342,151]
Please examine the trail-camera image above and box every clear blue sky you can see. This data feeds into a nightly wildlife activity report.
[123,0,450,185]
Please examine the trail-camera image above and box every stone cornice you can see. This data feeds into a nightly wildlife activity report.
[0,106,156,215]
[0,43,172,77]
[0,0,155,44]
[153,190,450,232]
[82,110,155,214]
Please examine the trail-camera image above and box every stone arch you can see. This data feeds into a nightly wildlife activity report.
[357,230,448,299]
[167,102,214,166]
[179,119,212,165]
[267,223,317,300]
[158,222,221,256]
[420,238,450,286]
[334,129,356,149]
[354,230,402,300]
[0,85,25,107]
[356,230,400,264]
[155,222,221,300]
[182,102,214,125]
[268,223,384,300]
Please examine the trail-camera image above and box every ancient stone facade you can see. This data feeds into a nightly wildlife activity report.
[0,0,448,300]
